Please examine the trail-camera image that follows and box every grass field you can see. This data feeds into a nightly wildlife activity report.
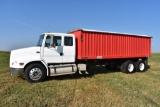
[0,51,160,107]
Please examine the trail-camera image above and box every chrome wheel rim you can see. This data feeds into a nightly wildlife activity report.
[128,64,134,72]
[139,63,145,71]
[29,68,42,80]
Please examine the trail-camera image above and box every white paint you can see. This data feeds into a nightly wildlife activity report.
[78,64,86,71]
[10,32,76,76]
[41,33,76,63]
[43,46,63,63]
[10,47,41,68]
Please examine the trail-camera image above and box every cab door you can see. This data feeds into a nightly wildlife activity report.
[43,35,63,63]
[62,36,75,63]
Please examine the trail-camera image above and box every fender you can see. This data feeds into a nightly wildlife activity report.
[40,60,49,76]
[24,60,49,76]
[23,59,49,76]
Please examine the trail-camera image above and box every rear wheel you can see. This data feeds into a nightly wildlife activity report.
[121,60,135,73]
[135,60,146,72]
[24,63,46,83]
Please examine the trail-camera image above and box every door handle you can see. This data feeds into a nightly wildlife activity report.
[60,53,63,56]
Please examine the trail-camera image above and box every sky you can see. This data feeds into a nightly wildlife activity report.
[0,0,160,52]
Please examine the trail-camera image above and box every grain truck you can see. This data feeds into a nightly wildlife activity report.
[10,29,152,83]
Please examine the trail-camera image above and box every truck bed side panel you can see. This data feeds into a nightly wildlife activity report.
[70,30,151,60]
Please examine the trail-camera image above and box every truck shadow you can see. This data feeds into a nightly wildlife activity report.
[18,65,151,82]
[46,64,151,81]
[45,66,121,81]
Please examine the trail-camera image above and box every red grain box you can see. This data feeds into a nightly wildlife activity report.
[69,29,152,60]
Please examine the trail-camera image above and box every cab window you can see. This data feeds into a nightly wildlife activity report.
[45,36,51,47]
[64,37,73,46]
[53,36,61,46]
[37,35,44,46]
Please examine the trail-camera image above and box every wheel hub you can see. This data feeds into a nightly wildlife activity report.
[29,68,42,80]
[128,64,134,72]
[139,63,145,71]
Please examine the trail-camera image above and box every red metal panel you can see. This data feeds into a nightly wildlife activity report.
[70,29,151,60]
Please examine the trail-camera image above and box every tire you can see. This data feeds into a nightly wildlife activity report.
[120,63,125,72]
[135,60,146,72]
[24,63,46,83]
[121,60,135,73]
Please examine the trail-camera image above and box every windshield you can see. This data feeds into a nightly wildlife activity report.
[37,35,44,46]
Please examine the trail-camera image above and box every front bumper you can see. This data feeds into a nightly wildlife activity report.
[10,68,24,75]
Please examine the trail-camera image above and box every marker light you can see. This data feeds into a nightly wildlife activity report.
[19,63,24,66]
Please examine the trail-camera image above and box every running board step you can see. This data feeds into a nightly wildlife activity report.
[50,72,76,76]
[49,64,77,75]
[49,64,75,68]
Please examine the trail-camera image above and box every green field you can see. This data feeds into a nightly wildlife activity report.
[0,51,160,107]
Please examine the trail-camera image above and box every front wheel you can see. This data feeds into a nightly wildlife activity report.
[24,63,46,83]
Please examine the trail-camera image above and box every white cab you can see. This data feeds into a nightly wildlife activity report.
[41,33,75,63]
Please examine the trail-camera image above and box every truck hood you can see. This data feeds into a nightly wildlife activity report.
[10,47,41,68]
[11,46,41,57]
